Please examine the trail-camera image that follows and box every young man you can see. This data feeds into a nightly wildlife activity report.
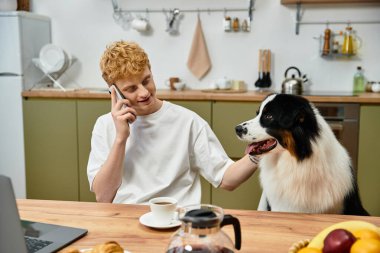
[87,40,258,206]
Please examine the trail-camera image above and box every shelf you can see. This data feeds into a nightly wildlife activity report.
[281,0,380,4]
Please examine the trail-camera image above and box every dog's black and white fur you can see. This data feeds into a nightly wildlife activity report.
[236,93,369,215]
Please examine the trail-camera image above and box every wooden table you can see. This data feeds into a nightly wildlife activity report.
[17,199,380,253]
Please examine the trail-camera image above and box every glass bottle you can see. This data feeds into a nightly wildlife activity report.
[342,26,354,55]
[353,66,365,93]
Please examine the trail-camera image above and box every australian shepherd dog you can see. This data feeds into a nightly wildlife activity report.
[235,93,369,215]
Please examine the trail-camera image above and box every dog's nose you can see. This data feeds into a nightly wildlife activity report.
[235,125,247,137]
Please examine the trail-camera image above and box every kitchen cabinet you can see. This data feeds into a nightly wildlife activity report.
[212,102,259,159]
[358,105,380,216]
[212,102,262,210]
[23,98,79,200]
[77,99,110,202]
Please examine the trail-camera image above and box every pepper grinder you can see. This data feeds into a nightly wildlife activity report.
[322,28,331,56]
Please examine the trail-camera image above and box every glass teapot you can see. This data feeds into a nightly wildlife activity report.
[166,204,241,253]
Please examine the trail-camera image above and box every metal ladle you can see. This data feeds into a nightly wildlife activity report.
[168,8,180,30]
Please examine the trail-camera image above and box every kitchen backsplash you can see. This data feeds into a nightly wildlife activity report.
[31,0,380,92]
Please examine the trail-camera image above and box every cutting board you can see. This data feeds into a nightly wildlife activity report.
[200,88,247,93]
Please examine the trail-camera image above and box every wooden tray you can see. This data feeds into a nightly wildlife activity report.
[200,89,247,93]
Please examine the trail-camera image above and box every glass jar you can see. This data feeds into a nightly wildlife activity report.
[223,16,231,32]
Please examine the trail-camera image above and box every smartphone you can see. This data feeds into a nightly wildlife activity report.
[109,84,128,108]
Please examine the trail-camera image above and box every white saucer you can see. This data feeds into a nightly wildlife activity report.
[139,212,181,229]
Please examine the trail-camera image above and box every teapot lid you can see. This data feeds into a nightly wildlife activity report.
[179,204,223,229]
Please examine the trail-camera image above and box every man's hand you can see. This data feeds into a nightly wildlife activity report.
[110,87,137,142]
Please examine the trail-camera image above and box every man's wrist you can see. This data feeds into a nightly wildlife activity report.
[249,155,260,165]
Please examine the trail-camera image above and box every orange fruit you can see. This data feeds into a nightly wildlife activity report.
[298,247,322,253]
[353,229,380,241]
[350,238,380,253]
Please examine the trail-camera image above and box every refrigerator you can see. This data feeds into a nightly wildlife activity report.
[0,11,51,198]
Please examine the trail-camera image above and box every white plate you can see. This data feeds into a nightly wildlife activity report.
[139,212,181,229]
[39,44,67,74]
[80,249,130,253]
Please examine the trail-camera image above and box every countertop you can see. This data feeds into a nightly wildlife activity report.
[17,199,380,253]
[21,89,380,104]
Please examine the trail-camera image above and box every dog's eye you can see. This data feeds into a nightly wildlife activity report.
[256,110,259,115]
[264,114,273,121]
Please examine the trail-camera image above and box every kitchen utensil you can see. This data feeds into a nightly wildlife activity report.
[281,66,304,95]
[254,49,263,88]
[255,49,271,89]
[131,17,149,32]
[166,204,241,253]
[322,28,331,56]
[262,50,272,87]
[266,50,272,86]
[165,8,182,34]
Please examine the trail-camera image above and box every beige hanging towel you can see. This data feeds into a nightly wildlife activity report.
[187,15,211,80]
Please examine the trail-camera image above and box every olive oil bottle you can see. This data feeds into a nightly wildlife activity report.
[353,66,365,93]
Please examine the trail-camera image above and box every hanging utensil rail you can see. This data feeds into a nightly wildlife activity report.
[113,7,254,14]
[294,2,380,35]
[111,0,254,15]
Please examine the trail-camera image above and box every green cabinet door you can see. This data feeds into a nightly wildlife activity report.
[77,99,111,202]
[358,105,380,216]
[212,101,262,210]
[212,102,259,159]
[168,100,212,204]
[23,99,79,200]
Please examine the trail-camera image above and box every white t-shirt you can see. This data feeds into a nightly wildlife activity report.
[87,101,233,206]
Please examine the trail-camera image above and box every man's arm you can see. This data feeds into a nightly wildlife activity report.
[219,154,258,191]
[92,138,126,202]
[91,88,136,202]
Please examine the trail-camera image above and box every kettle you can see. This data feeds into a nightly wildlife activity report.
[281,66,307,95]
[166,204,241,253]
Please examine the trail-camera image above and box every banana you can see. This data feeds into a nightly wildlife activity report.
[308,220,380,249]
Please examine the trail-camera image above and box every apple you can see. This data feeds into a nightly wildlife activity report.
[322,229,356,253]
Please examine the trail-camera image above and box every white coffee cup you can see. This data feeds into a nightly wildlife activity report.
[149,197,177,226]
[131,18,149,32]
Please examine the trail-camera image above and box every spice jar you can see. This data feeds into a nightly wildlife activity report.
[223,16,231,32]
[332,41,340,54]
[242,18,250,32]
[232,17,239,32]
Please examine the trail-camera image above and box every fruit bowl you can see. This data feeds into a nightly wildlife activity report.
[288,220,380,253]
[288,239,310,253]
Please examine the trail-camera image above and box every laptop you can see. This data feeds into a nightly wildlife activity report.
[0,175,88,253]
